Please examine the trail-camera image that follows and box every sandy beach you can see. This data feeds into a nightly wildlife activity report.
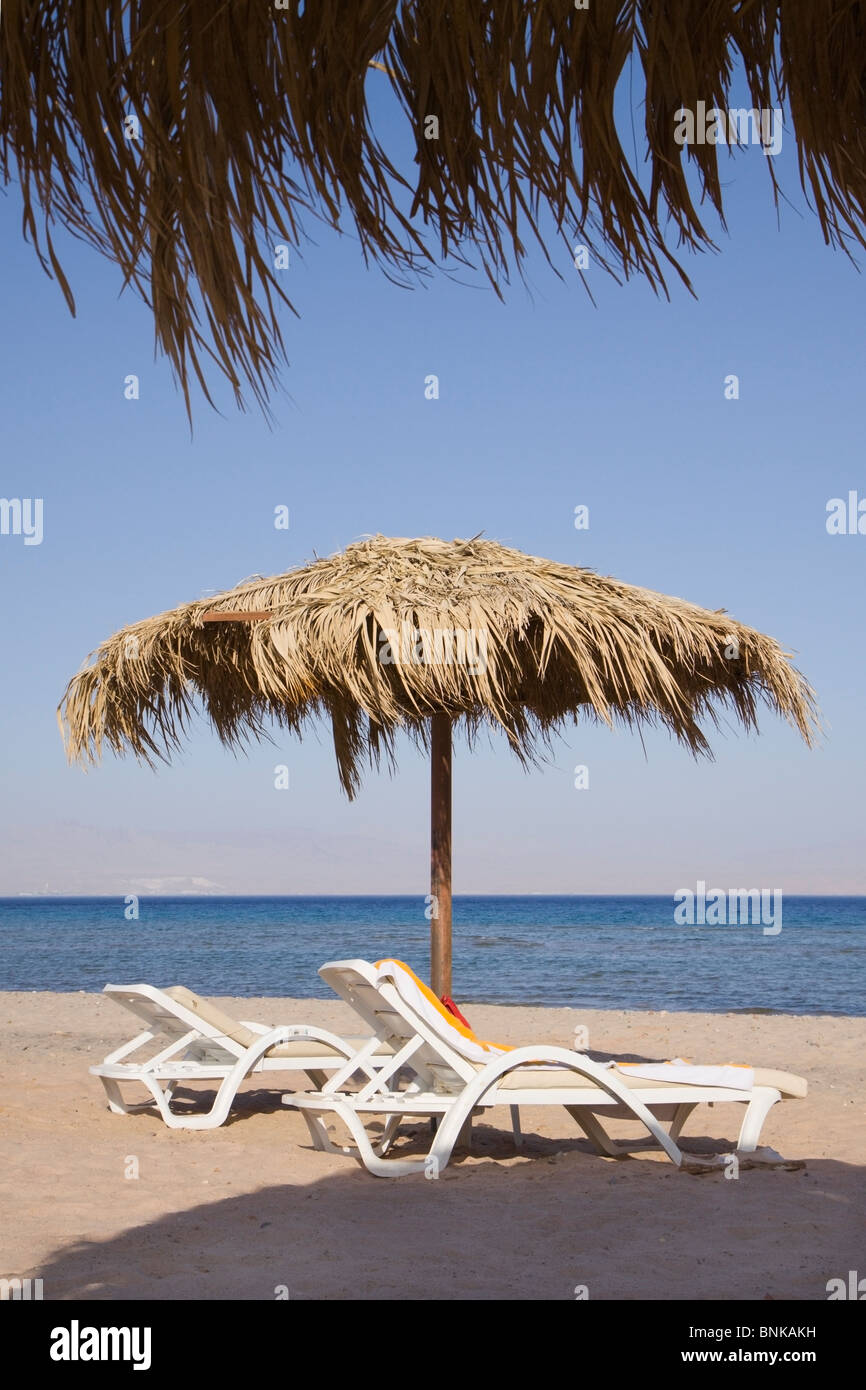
[1,991,863,1302]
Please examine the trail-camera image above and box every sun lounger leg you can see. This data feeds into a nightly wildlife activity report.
[564,1105,623,1157]
[172,1043,324,1130]
[669,1103,697,1141]
[379,1115,402,1154]
[426,1094,480,1174]
[325,1102,429,1176]
[297,1106,411,1167]
[97,1073,190,1124]
[300,1110,339,1153]
[510,1106,522,1149]
[134,1068,247,1130]
[135,1078,193,1128]
[736,1088,781,1152]
[99,1077,133,1115]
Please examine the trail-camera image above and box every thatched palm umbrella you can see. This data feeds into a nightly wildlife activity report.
[3,3,866,413]
[59,536,816,995]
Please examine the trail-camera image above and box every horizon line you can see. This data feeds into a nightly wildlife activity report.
[2,892,865,901]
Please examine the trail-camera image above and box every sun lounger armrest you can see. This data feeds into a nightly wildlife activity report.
[237,1023,368,1063]
[238,1021,372,1054]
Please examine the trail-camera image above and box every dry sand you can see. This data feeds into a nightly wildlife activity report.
[1,991,863,1301]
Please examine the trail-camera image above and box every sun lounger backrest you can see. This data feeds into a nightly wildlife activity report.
[319,960,495,1092]
[102,984,250,1060]
[374,959,510,1061]
[164,986,259,1049]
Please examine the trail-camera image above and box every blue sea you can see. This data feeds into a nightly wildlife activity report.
[1,896,863,1014]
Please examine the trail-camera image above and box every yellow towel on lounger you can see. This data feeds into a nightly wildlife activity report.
[374,958,512,1062]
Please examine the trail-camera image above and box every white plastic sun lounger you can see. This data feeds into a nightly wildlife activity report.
[282,959,807,1177]
[90,982,392,1129]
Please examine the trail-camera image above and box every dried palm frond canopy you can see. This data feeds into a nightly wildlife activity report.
[59,534,818,992]
[3,2,865,413]
[60,534,817,794]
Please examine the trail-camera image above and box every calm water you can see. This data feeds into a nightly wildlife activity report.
[1,896,863,1014]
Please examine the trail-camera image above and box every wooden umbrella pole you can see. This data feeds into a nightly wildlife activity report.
[430,713,452,998]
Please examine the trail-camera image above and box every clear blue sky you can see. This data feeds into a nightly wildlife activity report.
[1,81,863,896]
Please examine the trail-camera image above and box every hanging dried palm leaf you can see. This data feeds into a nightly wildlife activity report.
[2,2,865,414]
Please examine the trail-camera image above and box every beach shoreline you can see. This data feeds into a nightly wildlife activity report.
[2,991,863,1301]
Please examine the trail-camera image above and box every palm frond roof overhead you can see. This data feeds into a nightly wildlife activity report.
[2,1,865,412]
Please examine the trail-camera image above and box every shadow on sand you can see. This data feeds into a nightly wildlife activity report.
[33,1075,864,1301]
